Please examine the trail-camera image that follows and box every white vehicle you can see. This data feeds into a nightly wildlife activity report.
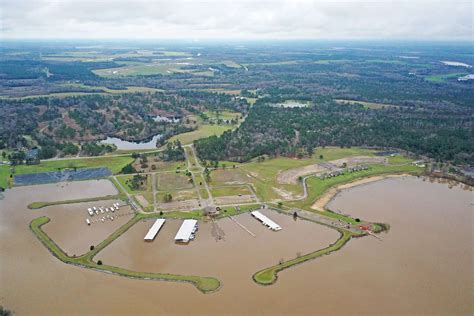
[86,218,91,225]
[93,206,97,211]
[101,217,105,222]
[111,216,114,221]
[87,208,94,216]
[101,208,105,213]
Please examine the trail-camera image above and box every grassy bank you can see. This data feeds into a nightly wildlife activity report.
[30,215,220,293]
[13,156,133,175]
[289,163,423,211]
[253,230,352,285]
[27,194,124,209]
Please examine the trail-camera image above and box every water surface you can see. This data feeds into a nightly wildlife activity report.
[1,176,472,315]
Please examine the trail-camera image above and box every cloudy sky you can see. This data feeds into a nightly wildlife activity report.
[1,0,472,40]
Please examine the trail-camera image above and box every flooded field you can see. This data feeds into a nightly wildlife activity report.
[42,202,134,256]
[1,176,472,315]
[96,209,339,279]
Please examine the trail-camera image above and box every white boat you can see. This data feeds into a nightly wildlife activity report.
[86,218,91,225]
[87,208,94,216]
[101,217,105,222]
[93,206,97,211]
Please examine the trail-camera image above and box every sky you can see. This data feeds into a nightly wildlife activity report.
[1,0,472,40]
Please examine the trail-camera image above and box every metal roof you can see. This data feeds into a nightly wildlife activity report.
[144,219,166,241]
[251,211,282,231]
[174,219,198,242]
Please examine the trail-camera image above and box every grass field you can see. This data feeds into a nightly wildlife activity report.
[167,124,235,145]
[425,73,467,82]
[157,173,194,191]
[157,189,198,202]
[14,156,133,175]
[335,99,399,109]
[209,185,253,197]
[1,156,134,188]
[93,63,185,77]
[0,165,10,188]
[203,111,242,121]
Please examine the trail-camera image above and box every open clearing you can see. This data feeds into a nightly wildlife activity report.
[335,99,400,109]
[167,124,235,145]
[157,173,194,191]
[277,164,327,184]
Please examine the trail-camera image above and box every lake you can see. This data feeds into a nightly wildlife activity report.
[0,176,472,315]
[101,134,162,150]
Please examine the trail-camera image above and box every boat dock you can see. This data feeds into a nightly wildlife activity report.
[144,219,166,241]
[250,211,282,231]
[174,219,198,243]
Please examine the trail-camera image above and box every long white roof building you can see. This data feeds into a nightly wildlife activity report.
[250,211,282,231]
[174,219,198,243]
[144,219,166,241]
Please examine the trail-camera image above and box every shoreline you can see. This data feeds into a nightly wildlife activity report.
[311,173,411,211]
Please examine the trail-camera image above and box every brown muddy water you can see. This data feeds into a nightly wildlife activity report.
[0,177,472,315]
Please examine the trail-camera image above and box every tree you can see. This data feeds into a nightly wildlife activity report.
[163,193,173,203]
[97,260,103,265]
[90,245,95,251]
[319,155,324,159]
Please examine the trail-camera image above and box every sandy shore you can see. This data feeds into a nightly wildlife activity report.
[311,174,410,211]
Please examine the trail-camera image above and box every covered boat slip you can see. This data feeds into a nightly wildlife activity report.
[174,219,198,243]
[250,211,282,231]
[144,219,166,241]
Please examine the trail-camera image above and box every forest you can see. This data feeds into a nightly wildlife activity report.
[195,102,473,165]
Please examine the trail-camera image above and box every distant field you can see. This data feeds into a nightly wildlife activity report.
[167,124,235,145]
[93,63,185,77]
[2,86,164,99]
[425,73,467,82]
[335,99,399,109]
[204,111,241,121]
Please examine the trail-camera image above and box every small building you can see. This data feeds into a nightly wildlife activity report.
[144,219,166,241]
[174,219,198,243]
[250,211,282,231]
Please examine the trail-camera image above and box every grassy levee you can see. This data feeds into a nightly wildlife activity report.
[27,194,124,209]
[30,215,220,293]
[253,229,353,286]
[0,165,9,188]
